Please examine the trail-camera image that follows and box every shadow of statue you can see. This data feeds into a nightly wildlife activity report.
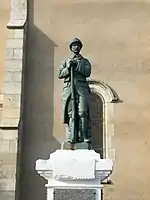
[15,0,60,200]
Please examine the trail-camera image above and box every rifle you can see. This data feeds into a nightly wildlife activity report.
[70,56,77,142]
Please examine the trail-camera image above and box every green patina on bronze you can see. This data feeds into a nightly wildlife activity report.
[58,38,92,144]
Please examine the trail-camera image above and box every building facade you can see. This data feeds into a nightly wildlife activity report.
[0,0,150,200]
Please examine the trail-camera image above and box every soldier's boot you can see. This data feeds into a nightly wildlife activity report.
[86,118,92,143]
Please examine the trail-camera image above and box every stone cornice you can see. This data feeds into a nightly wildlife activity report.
[36,150,113,182]
[7,0,27,29]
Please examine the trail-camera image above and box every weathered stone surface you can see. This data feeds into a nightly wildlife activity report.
[7,30,15,39]
[15,29,24,38]
[9,140,18,154]
[4,72,13,82]
[0,3,23,200]
[0,153,17,165]
[3,82,21,94]
[0,165,16,179]
[54,189,96,200]
[13,48,23,59]
[2,107,20,118]
[0,191,15,200]
[0,179,15,191]
[6,49,14,60]
[0,0,10,93]
[5,60,22,71]
[0,118,19,127]
[7,1,150,200]
[3,95,21,107]
[10,0,27,20]
[13,71,22,82]
[0,141,10,153]
[0,130,18,140]
[6,39,23,48]
[4,71,22,82]
[7,0,27,28]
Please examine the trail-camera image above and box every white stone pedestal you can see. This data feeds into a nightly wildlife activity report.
[35,150,113,200]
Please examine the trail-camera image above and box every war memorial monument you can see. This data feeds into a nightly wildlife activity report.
[1,1,150,200]
[35,38,113,200]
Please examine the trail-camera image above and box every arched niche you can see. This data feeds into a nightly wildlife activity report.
[88,79,118,159]
[90,92,104,157]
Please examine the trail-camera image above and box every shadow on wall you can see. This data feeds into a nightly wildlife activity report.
[16,0,60,200]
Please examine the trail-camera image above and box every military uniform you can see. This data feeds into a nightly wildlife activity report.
[58,38,92,142]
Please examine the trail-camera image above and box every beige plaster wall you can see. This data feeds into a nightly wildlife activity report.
[0,1,10,93]
[20,1,150,200]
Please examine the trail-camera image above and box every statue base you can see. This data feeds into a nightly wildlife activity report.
[35,149,113,200]
[61,142,92,150]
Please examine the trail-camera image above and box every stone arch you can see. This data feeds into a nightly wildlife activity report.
[88,79,118,103]
[88,79,118,159]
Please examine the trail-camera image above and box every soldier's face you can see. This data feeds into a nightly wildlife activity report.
[71,42,82,54]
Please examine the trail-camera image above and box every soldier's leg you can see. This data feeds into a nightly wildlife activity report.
[87,116,92,141]
[67,100,75,142]
[78,95,88,142]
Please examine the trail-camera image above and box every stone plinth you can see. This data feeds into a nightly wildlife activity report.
[61,142,92,150]
[35,150,113,200]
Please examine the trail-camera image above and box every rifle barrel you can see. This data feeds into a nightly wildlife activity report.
[70,64,76,141]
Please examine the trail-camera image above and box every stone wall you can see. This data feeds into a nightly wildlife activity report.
[1,0,150,200]
[0,0,27,200]
[20,1,150,200]
[0,0,9,93]
[0,0,9,115]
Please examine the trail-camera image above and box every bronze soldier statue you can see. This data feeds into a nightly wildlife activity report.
[58,38,92,144]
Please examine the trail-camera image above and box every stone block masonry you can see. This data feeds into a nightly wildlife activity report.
[0,0,27,127]
[0,0,27,200]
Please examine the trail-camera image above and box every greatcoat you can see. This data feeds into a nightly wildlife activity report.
[58,54,91,125]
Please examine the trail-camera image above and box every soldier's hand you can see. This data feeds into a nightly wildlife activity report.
[71,59,78,66]
[67,60,72,70]
[67,60,77,70]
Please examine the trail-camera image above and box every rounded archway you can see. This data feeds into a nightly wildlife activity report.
[88,79,118,159]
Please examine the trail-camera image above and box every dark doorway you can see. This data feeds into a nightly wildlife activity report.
[90,92,104,158]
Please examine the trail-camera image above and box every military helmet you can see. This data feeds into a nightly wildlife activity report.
[69,38,83,50]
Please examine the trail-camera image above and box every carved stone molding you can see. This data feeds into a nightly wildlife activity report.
[36,150,113,181]
[88,79,119,103]
[7,0,27,29]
